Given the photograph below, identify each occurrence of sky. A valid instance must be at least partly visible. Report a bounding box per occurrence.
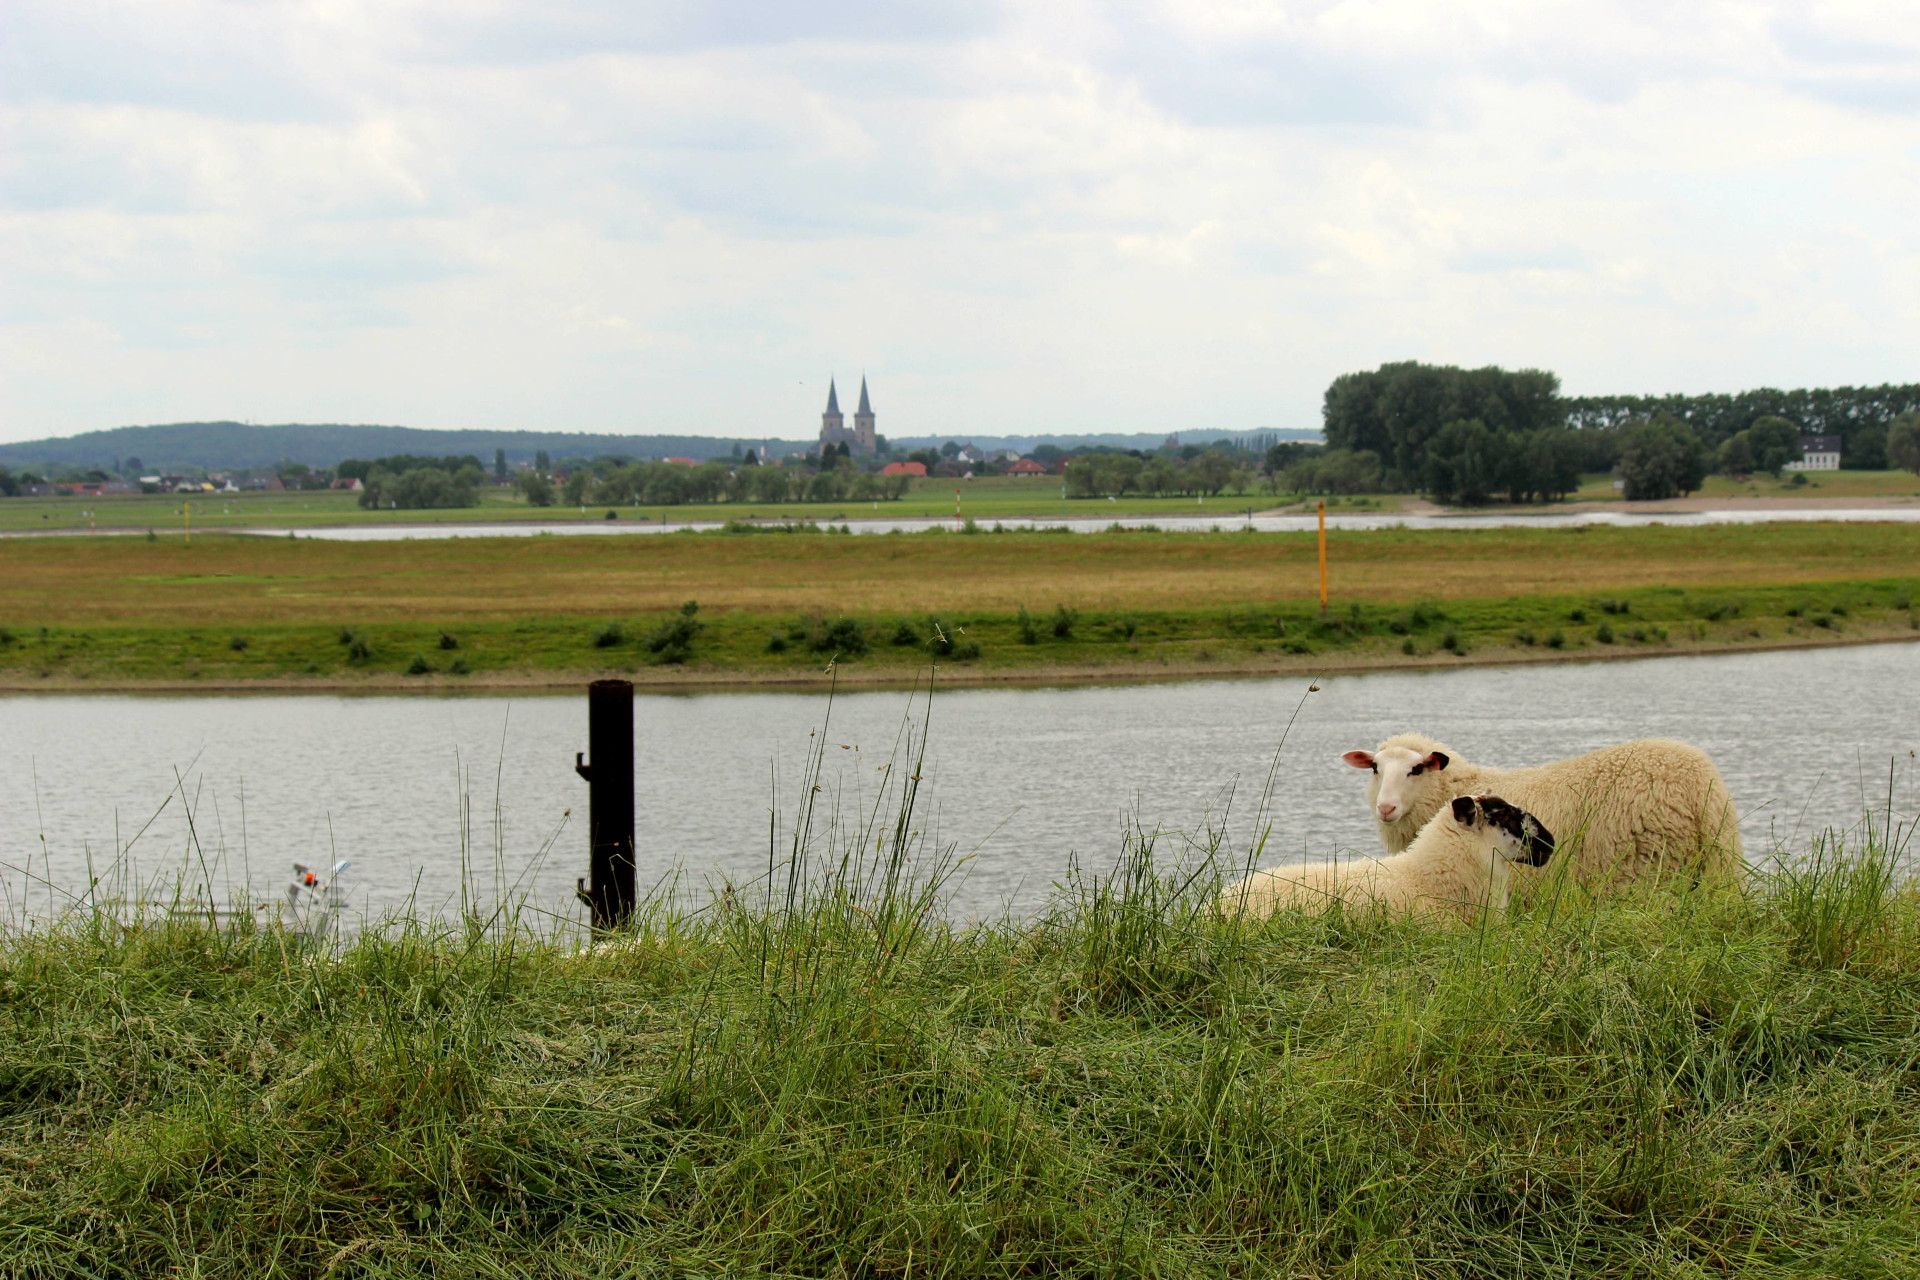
[2,1,1917,445]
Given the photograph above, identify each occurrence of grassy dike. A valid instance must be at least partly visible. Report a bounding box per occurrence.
[1,523,1918,688]
[2,829,1917,1276]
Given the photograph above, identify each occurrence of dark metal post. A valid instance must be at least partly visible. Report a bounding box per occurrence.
[575,679,636,933]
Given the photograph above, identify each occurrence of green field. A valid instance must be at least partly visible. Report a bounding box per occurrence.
[1566,468,1920,503]
[3,823,1915,1276]
[1,522,1916,687]
[5,468,1915,535]
[0,476,1358,535]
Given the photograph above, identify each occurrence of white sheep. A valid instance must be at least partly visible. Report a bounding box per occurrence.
[1218,793,1555,923]
[1343,733,1743,885]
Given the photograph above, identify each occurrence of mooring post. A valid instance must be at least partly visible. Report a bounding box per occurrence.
[574,678,636,934]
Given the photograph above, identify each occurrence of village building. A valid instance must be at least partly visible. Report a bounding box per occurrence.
[1786,434,1842,471]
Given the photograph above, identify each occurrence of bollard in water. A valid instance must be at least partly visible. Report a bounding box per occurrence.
[575,678,636,933]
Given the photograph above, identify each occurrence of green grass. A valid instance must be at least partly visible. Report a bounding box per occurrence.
[2,572,1915,686]
[3,806,1917,1276]
[0,477,1306,534]
[1567,468,1920,503]
[1,521,1916,686]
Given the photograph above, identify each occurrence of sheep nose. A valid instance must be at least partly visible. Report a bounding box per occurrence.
[1377,803,1398,821]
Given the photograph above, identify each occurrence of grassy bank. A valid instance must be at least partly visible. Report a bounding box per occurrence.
[3,828,1917,1276]
[1,523,1916,687]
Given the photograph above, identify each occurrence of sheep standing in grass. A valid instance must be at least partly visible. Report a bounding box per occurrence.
[1219,794,1555,923]
[1344,733,1742,885]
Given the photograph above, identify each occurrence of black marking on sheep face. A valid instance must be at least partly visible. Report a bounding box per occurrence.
[1411,750,1449,777]
[1475,795,1556,866]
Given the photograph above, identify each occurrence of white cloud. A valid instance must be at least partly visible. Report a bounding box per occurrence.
[1,0,1916,441]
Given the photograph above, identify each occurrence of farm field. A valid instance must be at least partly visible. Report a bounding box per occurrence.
[1,522,1916,687]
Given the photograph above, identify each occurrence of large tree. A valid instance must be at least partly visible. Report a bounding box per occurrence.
[1888,412,1920,476]
[1617,416,1709,500]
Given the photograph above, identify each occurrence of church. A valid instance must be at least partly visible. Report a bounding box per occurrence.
[817,376,877,455]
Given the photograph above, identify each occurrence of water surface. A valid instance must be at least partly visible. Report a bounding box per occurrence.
[3,644,1914,929]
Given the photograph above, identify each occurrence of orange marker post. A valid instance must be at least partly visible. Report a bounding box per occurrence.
[1317,500,1328,613]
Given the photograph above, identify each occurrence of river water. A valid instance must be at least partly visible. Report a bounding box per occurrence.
[230,506,1920,540]
[2,644,1915,932]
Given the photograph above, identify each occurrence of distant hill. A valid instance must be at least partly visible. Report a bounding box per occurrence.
[0,421,1322,473]
[0,422,774,473]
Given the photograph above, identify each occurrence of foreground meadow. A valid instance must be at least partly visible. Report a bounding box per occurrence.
[1,826,1915,1277]
[1,522,1916,687]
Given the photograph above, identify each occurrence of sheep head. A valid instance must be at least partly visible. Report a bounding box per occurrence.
[1451,793,1555,867]
[1344,734,1453,844]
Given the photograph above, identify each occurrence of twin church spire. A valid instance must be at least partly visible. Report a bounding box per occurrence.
[819,375,877,455]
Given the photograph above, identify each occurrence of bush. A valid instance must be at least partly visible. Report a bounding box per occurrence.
[405,654,432,676]
[890,621,920,646]
[1051,604,1078,640]
[1016,607,1040,645]
[345,634,372,662]
[810,617,868,657]
[767,634,789,653]
[644,615,702,664]
[228,636,248,652]
[1514,629,1535,646]
[592,623,625,649]
[1596,622,1615,644]
[1568,608,1587,623]
[951,640,982,661]
[448,658,471,675]
[1545,630,1566,649]
[1401,638,1416,656]
[437,632,459,650]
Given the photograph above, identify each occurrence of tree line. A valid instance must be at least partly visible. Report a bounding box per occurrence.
[1318,362,1920,503]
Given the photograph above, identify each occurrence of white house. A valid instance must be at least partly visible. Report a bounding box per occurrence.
[1785,434,1842,471]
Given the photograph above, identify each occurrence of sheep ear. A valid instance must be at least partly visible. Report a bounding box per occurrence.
[1342,751,1376,769]
[1424,751,1450,771]
[1449,795,1477,825]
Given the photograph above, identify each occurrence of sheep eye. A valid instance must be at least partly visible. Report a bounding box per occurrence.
[1409,764,1423,777]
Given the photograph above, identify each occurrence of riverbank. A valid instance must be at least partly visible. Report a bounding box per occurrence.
[3,831,1914,1276]
[1,523,1915,690]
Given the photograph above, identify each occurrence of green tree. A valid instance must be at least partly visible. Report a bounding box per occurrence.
[517,471,555,506]
[1717,431,1755,477]
[1888,412,1920,475]
[534,449,551,473]
[1421,419,1497,505]
[493,448,508,480]
[1192,448,1236,496]
[1617,416,1708,500]
[1745,416,1803,476]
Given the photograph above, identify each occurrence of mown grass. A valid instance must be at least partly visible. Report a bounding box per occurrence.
[2,813,1917,1276]
[1,523,1916,685]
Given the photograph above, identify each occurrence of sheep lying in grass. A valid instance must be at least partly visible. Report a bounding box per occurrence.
[1344,733,1742,885]
[1219,794,1555,923]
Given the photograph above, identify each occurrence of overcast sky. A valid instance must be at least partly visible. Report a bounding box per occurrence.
[2,1,1916,445]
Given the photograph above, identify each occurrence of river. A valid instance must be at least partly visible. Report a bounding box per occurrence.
[2,643,1914,932]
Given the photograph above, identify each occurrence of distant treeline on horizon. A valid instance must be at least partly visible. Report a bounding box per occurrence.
[0,421,1318,474]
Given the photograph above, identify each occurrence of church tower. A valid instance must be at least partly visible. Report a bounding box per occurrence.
[819,378,846,452]
[852,376,876,454]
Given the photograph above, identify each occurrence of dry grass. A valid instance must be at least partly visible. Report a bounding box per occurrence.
[4,523,1919,629]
